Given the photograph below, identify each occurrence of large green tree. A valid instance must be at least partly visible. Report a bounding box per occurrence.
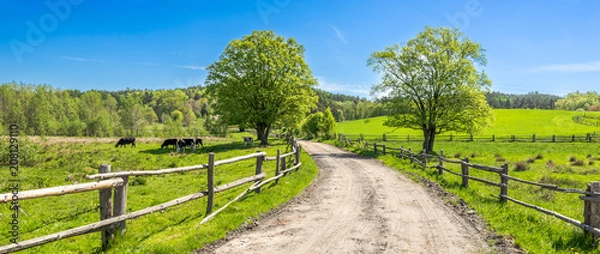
[205,30,317,145]
[368,27,493,153]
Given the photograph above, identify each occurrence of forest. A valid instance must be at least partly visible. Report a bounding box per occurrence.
[0,82,385,137]
[1,82,598,137]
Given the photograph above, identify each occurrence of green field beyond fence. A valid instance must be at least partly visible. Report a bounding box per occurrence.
[338,109,600,137]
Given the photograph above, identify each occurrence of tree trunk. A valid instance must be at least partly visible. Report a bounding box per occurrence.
[422,128,436,153]
[256,123,269,146]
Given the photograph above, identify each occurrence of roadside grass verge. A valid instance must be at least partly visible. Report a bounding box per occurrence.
[0,137,318,253]
[328,139,600,254]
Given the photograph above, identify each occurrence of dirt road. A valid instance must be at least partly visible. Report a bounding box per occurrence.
[204,141,492,253]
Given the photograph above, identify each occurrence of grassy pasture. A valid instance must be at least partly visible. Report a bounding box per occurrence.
[338,109,600,136]
[333,109,600,253]
[0,136,318,253]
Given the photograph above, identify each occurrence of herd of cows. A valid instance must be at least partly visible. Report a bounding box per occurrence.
[114,136,255,149]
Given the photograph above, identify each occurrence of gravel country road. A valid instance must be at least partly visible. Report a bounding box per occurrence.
[204,141,491,254]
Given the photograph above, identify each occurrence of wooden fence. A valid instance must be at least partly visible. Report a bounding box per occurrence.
[0,140,302,253]
[346,140,600,237]
[339,133,598,143]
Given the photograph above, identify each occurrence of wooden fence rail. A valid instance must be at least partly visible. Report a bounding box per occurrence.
[0,139,302,254]
[341,133,598,143]
[350,141,600,238]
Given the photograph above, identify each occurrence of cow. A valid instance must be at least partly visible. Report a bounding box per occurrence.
[243,137,254,146]
[161,139,178,149]
[181,138,204,147]
[195,138,204,147]
[115,137,136,148]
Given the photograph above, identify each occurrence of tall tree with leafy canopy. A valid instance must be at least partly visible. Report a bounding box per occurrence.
[206,30,317,145]
[368,27,493,153]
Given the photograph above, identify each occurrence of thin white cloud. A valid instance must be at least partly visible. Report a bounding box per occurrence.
[529,61,600,73]
[317,77,369,97]
[174,65,205,71]
[135,62,160,66]
[330,24,348,44]
[61,56,105,63]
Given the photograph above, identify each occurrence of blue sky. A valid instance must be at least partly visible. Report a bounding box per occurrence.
[1,0,599,98]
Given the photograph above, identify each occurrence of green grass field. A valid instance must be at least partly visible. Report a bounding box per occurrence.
[338,109,600,136]
[0,136,318,253]
[333,109,600,253]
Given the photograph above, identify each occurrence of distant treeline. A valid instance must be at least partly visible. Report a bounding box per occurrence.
[313,89,389,122]
[485,91,561,109]
[0,83,388,137]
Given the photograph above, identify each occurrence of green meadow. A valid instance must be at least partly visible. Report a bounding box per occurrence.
[338,109,600,136]
[334,109,600,253]
[0,136,318,253]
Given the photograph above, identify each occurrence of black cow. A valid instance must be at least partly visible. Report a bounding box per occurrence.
[161,139,178,149]
[115,138,136,148]
[243,137,254,146]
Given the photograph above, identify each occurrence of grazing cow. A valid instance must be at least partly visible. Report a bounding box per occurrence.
[177,138,201,152]
[161,138,178,149]
[115,137,136,148]
[243,137,254,146]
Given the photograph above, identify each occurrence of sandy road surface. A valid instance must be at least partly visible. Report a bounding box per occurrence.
[204,141,489,254]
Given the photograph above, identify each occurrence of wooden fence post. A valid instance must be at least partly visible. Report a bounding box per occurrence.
[421,150,426,167]
[511,135,516,142]
[470,134,473,142]
[98,164,113,250]
[587,133,592,142]
[450,134,453,141]
[399,146,403,157]
[255,153,264,193]
[383,134,387,141]
[113,175,128,236]
[294,144,301,165]
[206,153,215,214]
[408,148,414,163]
[492,135,495,142]
[374,143,378,153]
[500,164,509,202]
[407,135,410,142]
[438,150,444,175]
[281,157,287,174]
[572,135,575,142]
[382,145,386,155]
[532,134,536,142]
[461,158,469,188]
[584,182,600,236]
[552,135,556,142]
[275,149,281,184]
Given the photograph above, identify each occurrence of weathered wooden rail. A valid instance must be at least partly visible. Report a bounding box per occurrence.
[0,139,302,253]
[349,140,600,238]
[340,133,598,143]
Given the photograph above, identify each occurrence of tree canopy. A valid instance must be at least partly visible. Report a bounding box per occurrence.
[368,26,493,152]
[205,30,317,145]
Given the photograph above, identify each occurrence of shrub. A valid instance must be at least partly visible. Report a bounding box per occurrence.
[526,158,535,163]
[514,161,529,171]
[571,160,585,166]
[535,154,543,160]
[453,152,462,158]
[590,160,595,166]
[470,152,477,158]
[495,156,506,162]
[569,156,577,162]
